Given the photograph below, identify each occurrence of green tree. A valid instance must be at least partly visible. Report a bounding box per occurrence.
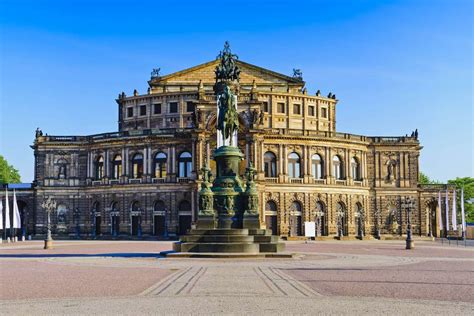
[0,155,21,184]
[419,172,440,184]
[448,177,474,223]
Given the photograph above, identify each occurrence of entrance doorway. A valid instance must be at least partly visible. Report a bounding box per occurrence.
[154,215,166,236]
[111,215,120,236]
[95,216,101,236]
[179,215,192,235]
[131,216,140,236]
[265,215,278,235]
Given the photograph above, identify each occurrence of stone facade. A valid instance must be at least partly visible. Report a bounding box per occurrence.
[2,56,452,239]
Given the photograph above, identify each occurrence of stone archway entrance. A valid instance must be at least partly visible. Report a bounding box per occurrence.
[265,201,278,235]
[289,201,303,237]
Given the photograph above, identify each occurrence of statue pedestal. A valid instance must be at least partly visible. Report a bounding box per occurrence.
[197,215,216,229]
[243,214,260,229]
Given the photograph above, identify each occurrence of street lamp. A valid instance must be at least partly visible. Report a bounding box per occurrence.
[402,197,416,250]
[374,208,381,240]
[336,209,344,239]
[41,196,57,249]
[355,210,365,239]
[315,209,324,237]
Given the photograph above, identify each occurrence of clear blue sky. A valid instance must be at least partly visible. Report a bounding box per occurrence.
[0,0,472,182]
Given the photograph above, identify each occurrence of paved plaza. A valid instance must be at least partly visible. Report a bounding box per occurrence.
[0,240,473,315]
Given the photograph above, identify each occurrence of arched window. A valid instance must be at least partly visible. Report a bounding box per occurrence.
[288,152,301,178]
[154,200,166,213]
[178,152,192,178]
[291,201,302,214]
[264,152,277,177]
[111,202,119,212]
[112,155,122,179]
[92,201,100,214]
[131,153,143,178]
[333,155,343,180]
[265,201,277,214]
[131,201,141,212]
[351,157,360,180]
[311,154,323,179]
[95,156,104,179]
[153,152,167,178]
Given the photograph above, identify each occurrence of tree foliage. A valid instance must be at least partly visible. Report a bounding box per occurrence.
[419,172,441,184]
[0,155,21,184]
[448,177,474,223]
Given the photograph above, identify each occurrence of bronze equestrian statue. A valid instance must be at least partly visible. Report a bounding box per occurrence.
[217,85,239,146]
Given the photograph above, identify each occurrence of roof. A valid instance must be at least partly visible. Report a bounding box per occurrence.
[149,59,305,86]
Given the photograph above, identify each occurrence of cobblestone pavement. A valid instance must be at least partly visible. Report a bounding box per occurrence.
[0,240,473,315]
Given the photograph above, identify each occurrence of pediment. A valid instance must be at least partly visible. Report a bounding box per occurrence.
[150,60,303,86]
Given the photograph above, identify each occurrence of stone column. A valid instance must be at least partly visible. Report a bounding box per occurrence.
[143,147,148,175]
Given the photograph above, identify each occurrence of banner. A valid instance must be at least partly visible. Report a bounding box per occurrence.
[0,200,3,230]
[12,189,21,229]
[451,189,457,230]
[4,189,10,230]
[445,188,449,231]
[437,191,443,230]
[461,188,466,232]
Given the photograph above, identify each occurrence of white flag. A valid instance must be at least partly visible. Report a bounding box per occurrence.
[12,189,21,229]
[437,191,443,230]
[451,189,457,230]
[5,189,10,230]
[461,188,466,232]
[0,200,3,230]
[445,188,449,232]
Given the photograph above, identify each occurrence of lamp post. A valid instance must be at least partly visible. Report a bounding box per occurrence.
[41,196,57,250]
[428,209,433,238]
[315,209,324,237]
[355,210,365,239]
[402,197,415,250]
[336,209,344,239]
[374,208,381,240]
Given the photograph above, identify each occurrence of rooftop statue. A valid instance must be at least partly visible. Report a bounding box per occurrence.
[215,41,240,82]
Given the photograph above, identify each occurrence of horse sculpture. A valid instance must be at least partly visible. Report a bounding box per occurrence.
[217,85,239,146]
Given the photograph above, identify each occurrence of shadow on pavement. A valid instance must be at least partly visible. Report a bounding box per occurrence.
[0,253,167,259]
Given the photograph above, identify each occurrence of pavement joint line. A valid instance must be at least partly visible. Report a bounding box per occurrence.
[139,267,192,296]
[175,267,205,295]
[257,267,288,296]
[253,266,277,295]
[153,266,196,296]
[270,267,323,297]
[184,267,207,295]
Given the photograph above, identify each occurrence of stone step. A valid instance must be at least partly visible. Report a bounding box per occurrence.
[259,242,286,253]
[180,235,255,243]
[253,235,280,243]
[188,229,249,236]
[248,229,272,236]
[178,242,260,253]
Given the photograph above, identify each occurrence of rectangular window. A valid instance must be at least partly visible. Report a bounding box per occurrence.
[127,107,134,118]
[321,107,328,118]
[139,105,146,116]
[277,102,285,113]
[154,103,161,114]
[169,102,178,113]
[263,102,269,113]
[186,101,195,113]
[293,104,301,115]
[308,106,315,116]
